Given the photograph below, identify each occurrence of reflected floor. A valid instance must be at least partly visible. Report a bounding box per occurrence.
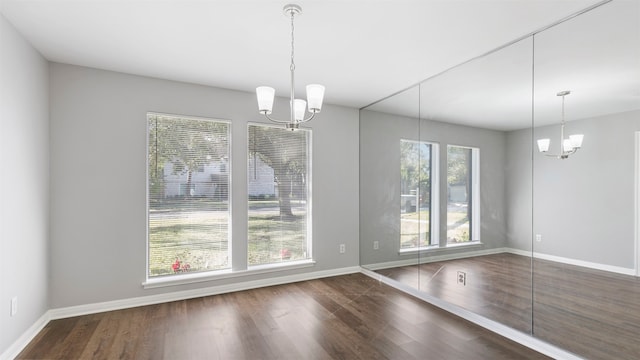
[376,253,533,332]
[374,253,640,360]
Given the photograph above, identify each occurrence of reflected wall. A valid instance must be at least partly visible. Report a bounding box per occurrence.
[417,36,534,332]
[360,36,534,333]
[360,0,640,358]
[529,1,640,358]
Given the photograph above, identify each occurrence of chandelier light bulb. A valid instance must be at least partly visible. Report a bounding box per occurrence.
[256,86,275,114]
[293,99,307,121]
[306,84,325,112]
[570,134,584,149]
[537,138,550,152]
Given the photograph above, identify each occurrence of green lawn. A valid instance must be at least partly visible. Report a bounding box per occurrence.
[400,209,471,247]
[400,210,431,248]
[148,210,229,277]
[447,211,470,243]
[148,198,307,277]
[248,212,307,266]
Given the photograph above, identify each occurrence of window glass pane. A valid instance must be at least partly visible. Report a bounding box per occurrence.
[447,145,472,243]
[248,124,311,266]
[400,140,432,248]
[147,114,230,277]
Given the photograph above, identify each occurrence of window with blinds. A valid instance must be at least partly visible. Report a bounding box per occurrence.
[400,139,438,249]
[247,124,311,266]
[147,113,230,277]
[446,145,479,244]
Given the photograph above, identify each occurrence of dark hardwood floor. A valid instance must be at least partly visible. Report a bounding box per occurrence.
[376,253,640,360]
[17,273,549,360]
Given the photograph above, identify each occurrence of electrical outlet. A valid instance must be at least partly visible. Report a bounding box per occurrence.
[535,234,542,242]
[11,297,18,316]
[457,271,466,286]
[339,244,346,253]
[373,241,379,250]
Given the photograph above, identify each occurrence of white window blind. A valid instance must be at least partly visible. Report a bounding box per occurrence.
[147,113,230,277]
[247,124,311,266]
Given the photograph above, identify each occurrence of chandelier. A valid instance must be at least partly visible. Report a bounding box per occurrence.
[256,4,325,130]
[537,90,584,159]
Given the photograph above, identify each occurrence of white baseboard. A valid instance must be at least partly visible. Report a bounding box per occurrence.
[364,247,509,271]
[505,248,636,276]
[360,268,583,360]
[0,312,51,360]
[49,265,361,320]
[365,246,636,276]
[2,265,360,359]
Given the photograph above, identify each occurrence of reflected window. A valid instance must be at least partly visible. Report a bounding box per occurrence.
[400,140,438,249]
[446,145,479,243]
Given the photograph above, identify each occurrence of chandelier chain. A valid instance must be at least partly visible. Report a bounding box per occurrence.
[290,11,295,72]
[561,94,565,125]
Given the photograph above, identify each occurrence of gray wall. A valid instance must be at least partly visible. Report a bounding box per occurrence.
[360,109,507,266]
[0,14,50,354]
[505,126,532,252]
[49,63,359,308]
[506,110,640,269]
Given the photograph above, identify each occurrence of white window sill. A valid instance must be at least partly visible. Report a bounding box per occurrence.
[142,259,316,289]
[399,241,483,255]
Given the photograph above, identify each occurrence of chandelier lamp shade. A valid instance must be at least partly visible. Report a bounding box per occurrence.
[256,4,325,130]
[537,90,584,159]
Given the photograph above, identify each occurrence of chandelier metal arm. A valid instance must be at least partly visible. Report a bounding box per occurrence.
[262,113,292,124]
[261,109,317,125]
[299,110,317,123]
[542,148,578,159]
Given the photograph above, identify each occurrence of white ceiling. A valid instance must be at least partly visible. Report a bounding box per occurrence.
[2,0,638,130]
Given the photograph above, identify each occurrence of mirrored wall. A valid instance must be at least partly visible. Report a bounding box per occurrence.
[360,0,640,358]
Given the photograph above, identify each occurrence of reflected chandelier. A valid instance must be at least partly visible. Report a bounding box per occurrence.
[537,90,584,159]
[256,4,325,130]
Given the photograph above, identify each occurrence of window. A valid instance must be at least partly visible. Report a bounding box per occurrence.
[248,124,311,266]
[147,113,230,278]
[446,145,479,244]
[400,140,439,249]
